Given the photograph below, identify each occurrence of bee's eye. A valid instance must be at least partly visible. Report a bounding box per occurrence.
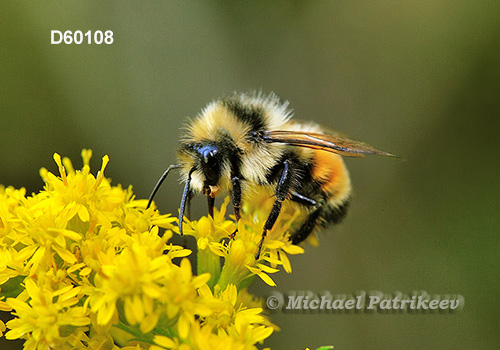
[197,144,221,185]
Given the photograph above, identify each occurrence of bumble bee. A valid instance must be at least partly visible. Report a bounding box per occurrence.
[147,92,396,259]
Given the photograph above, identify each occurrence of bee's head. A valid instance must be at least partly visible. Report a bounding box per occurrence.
[178,141,231,197]
[194,143,222,186]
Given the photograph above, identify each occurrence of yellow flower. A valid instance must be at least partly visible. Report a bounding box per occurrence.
[0,151,187,348]
[5,278,90,350]
[198,283,276,336]
[0,150,317,349]
[178,194,304,291]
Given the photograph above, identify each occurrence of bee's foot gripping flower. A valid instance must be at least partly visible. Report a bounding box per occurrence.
[0,150,311,350]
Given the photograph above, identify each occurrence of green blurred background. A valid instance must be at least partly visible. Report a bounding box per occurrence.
[1,1,499,349]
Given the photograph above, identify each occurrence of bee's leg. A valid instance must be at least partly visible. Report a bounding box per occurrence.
[231,176,242,221]
[207,195,215,218]
[182,190,192,249]
[179,167,195,236]
[290,208,322,245]
[147,164,182,209]
[256,159,293,259]
[290,191,317,207]
[291,200,350,244]
[186,190,193,219]
[229,175,242,239]
[289,191,319,243]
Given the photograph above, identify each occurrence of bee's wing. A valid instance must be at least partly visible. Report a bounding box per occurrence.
[262,130,397,158]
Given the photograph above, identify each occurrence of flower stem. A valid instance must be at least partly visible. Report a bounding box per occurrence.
[197,248,221,290]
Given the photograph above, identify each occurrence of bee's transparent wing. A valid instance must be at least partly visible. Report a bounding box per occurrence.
[262,130,398,158]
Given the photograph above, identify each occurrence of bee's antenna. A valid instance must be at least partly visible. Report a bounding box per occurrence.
[147,164,182,209]
[179,167,195,236]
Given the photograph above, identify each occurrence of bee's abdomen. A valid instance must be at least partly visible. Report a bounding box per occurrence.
[311,151,351,203]
[306,149,352,229]
[319,199,350,226]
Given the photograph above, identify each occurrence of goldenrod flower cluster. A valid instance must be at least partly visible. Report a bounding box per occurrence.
[0,150,307,350]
